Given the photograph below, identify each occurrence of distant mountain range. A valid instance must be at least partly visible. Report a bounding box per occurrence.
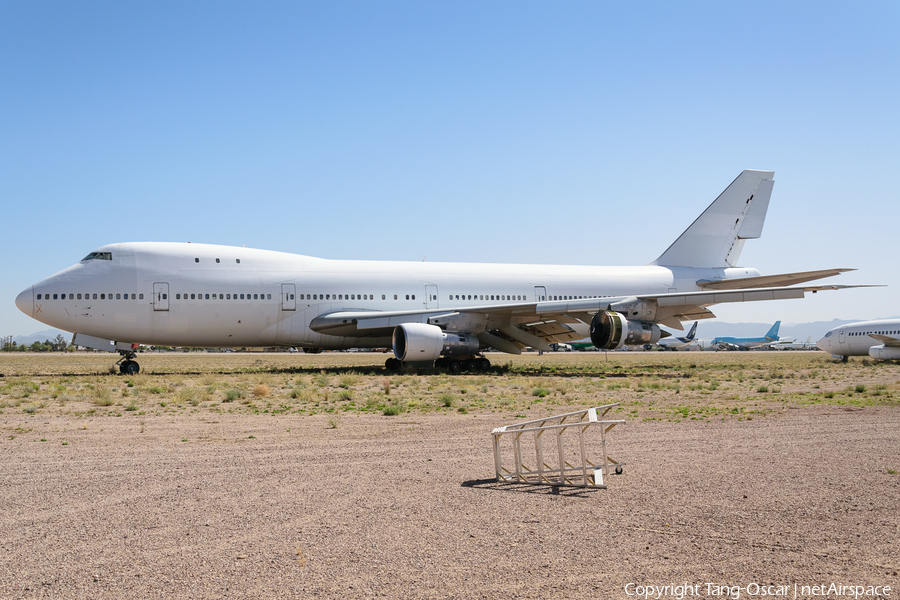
[11,329,72,347]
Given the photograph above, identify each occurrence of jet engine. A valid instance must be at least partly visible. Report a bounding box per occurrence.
[590,310,662,350]
[392,323,480,362]
[869,345,900,360]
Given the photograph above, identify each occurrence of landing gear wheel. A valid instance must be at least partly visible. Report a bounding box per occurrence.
[462,359,475,372]
[478,358,491,371]
[385,358,402,371]
[120,360,140,375]
[614,465,623,475]
[434,358,447,369]
[448,361,462,374]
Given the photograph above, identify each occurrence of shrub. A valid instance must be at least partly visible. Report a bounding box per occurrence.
[224,389,244,402]
[532,388,550,398]
[253,384,270,398]
[383,404,403,416]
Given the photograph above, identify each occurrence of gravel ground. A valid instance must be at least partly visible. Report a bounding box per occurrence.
[1,405,898,599]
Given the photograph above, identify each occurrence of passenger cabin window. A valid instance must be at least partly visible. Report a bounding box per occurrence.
[236,259,240,263]
[216,258,220,263]
[195,258,199,263]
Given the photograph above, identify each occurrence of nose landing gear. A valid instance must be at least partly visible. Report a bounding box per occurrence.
[116,350,140,375]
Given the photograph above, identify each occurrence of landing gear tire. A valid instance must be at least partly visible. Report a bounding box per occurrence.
[448,361,462,374]
[120,360,140,375]
[385,357,402,371]
[614,465,623,475]
[478,358,491,371]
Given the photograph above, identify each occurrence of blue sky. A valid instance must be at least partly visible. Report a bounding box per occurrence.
[2,1,898,336]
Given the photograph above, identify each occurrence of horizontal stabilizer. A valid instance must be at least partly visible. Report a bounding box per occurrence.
[696,268,855,290]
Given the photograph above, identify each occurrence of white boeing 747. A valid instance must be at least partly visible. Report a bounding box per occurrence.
[15,170,868,375]
[817,319,900,361]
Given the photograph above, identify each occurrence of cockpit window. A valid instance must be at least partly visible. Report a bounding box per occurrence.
[81,252,112,262]
[824,331,832,338]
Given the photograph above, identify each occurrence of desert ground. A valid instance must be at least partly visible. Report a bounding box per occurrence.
[0,351,898,599]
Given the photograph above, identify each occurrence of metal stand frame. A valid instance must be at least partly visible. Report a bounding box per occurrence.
[491,404,625,489]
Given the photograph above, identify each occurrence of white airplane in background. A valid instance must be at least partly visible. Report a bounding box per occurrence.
[16,170,869,375]
[657,321,699,350]
[817,319,900,361]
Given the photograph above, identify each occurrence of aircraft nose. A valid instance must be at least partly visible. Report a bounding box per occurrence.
[15,286,33,316]
[816,337,828,352]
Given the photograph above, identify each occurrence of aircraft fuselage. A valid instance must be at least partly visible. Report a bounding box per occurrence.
[15,242,752,349]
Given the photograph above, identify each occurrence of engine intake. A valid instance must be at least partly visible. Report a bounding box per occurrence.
[392,323,480,362]
[590,311,661,350]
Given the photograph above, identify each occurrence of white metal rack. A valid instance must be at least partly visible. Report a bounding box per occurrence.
[491,404,625,489]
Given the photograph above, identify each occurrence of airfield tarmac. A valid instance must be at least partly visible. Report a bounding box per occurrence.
[0,352,898,599]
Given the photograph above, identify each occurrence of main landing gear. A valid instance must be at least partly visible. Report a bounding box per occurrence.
[116,350,140,375]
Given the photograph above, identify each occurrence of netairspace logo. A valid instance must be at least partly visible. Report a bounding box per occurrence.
[624,582,892,600]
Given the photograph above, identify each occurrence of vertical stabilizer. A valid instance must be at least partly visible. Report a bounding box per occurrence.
[653,170,775,268]
[685,321,698,341]
[765,321,781,340]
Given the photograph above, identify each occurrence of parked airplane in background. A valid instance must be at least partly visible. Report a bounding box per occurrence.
[707,321,782,350]
[657,321,699,350]
[817,319,900,361]
[16,170,868,374]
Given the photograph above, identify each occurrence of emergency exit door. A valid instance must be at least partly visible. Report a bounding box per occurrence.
[153,282,169,311]
[281,283,296,311]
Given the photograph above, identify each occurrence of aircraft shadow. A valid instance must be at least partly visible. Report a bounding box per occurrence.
[460,477,602,497]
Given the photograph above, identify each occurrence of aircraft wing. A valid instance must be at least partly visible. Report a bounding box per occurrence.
[869,334,900,348]
[310,284,875,349]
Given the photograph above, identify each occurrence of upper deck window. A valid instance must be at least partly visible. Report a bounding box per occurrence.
[81,252,112,262]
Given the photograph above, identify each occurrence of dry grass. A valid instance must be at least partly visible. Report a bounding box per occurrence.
[1,351,898,420]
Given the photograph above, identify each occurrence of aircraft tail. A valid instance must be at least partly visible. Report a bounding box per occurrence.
[765,321,781,340]
[685,321,698,341]
[653,170,775,269]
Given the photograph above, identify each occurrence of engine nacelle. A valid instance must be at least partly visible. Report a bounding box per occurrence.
[589,311,662,350]
[392,323,480,362]
[869,345,900,360]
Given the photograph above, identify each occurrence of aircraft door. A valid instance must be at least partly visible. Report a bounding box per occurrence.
[153,283,169,311]
[534,286,546,302]
[281,283,296,311]
[839,329,846,344]
[425,285,438,309]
